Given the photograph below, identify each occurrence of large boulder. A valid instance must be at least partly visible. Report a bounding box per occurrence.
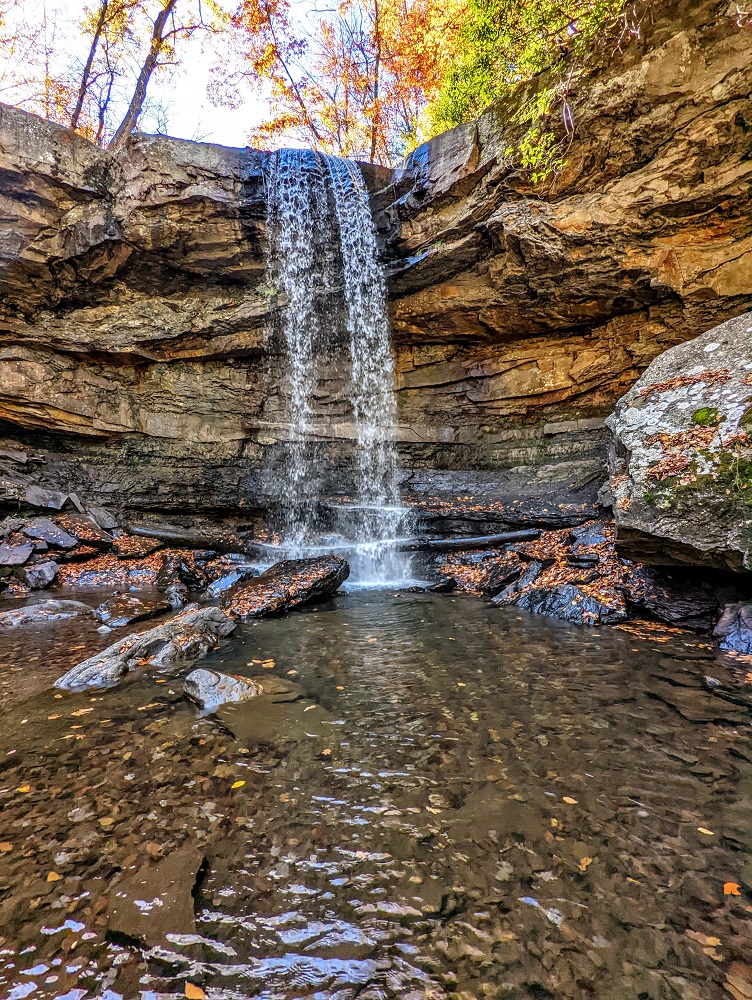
[221,556,349,620]
[183,668,264,709]
[55,605,236,691]
[606,312,752,572]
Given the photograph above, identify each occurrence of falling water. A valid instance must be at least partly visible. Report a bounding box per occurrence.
[264,148,412,585]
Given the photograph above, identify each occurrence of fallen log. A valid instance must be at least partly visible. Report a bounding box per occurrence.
[128,523,254,555]
[398,529,540,552]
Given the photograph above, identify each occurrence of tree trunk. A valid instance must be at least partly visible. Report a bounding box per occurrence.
[108,0,178,151]
[70,0,110,134]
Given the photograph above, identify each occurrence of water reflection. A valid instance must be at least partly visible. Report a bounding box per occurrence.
[0,592,750,999]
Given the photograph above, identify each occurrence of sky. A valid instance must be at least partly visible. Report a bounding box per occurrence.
[1,0,316,148]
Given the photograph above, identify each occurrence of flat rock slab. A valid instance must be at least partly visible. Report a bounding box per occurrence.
[113,534,164,559]
[107,845,205,948]
[0,600,94,627]
[55,605,237,691]
[22,517,78,549]
[96,593,171,628]
[221,556,349,620]
[55,513,113,548]
[0,542,33,566]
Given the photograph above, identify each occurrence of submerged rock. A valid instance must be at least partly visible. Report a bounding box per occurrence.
[221,556,349,620]
[107,844,205,948]
[95,592,171,628]
[515,584,627,625]
[607,312,752,571]
[183,668,264,709]
[714,604,752,656]
[55,605,236,691]
[0,600,94,627]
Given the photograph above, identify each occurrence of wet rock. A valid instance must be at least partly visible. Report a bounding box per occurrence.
[429,577,457,593]
[165,581,189,607]
[206,565,258,598]
[55,605,236,691]
[221,556,349,620]
[184,668,264,709]
[516,584,627,625]
[107,844,205,948]
[113,534,164,559]
[478,553,523,598]
[95,592,171,628]
[55,512,113,548]
[0,600,94,627]
[489,559,542,606]
[714,604,752,656]
[17,559,59,589]
[569,522,608,553]
[22,517,78,549]
[623,565,719,631]
[0,542,33,566]
[156,551,209,591]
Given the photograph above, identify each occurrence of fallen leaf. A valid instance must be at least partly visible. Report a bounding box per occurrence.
[261,659,275,669]
[0,842,13,853]
[47,713,61,720]
[550,818,560,828]
[16,785,31,793]
[231,780,246,789]
[563,796,578,805]
[578,856,593,872]
[724,882,742,896]
[99,817,114,829]
[46,871,61,882]
[71,708,93,717]
[321,748,332,756]
[185,984,206,1000]
[698,827,715,836]
[686,930,721,947]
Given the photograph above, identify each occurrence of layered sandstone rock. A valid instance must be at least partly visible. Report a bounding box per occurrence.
[0,0,750,521]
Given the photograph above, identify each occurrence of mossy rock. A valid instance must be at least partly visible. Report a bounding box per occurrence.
[691,406,723,427]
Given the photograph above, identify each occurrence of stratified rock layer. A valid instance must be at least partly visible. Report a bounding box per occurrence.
[607,312,752,571]
[0,0,750,518]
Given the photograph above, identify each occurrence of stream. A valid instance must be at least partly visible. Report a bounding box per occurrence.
[1,589,751,999]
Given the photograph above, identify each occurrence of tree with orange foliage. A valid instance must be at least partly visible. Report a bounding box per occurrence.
[222,0,464,164]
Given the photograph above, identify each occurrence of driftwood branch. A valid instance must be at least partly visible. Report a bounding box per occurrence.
[397,530,540,552]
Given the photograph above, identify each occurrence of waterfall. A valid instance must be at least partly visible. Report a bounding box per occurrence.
[264,148,412,585]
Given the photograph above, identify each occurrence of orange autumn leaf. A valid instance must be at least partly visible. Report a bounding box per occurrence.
[724,882,742,896]
[185,984,207,1000]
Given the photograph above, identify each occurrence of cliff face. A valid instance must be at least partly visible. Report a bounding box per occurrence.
[379,0,752,470]
[0,0,750,519]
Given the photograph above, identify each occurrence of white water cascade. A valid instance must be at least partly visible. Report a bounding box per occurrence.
[264,148,412,586]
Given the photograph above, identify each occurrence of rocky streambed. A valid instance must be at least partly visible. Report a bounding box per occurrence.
[1,588,752,1000]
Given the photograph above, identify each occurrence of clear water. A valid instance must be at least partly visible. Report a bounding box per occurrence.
[1,590,751,999]
[264,149,411,586]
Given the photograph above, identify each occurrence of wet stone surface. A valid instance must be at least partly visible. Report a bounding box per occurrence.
[0,592,750,999]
